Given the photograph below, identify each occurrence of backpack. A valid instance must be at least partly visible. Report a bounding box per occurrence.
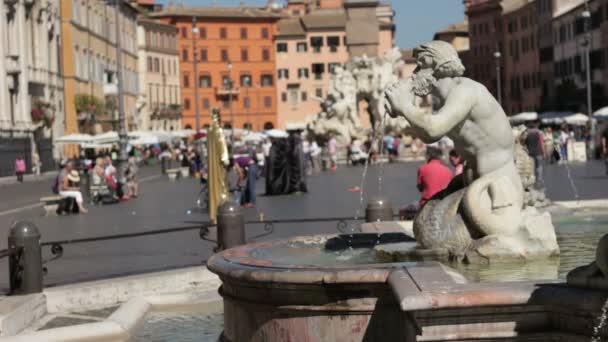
[51,175,60,194]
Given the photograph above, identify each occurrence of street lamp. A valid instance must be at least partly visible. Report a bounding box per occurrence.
[243,75,251,133]
[582,2,596,156]
[112,0,128,187]
[192,17,201,132]
[494,47,502,106]
[226,62,235,143]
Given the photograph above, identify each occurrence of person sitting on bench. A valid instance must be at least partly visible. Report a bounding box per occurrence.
[59,170,88,213]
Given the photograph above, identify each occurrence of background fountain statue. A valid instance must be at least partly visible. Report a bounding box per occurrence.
[384,41,559,263]
[307,48,409,143]
[207,108,230,224]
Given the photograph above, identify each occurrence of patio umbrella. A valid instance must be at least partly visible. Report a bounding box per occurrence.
[564,113,592,125]
[241,132,267,143]
[539,111,573,124]
[93,131,119,144]
[508,112,538,124]
[265,129,289,139]
[54,133,94,144]
[593,107,608,120]
[170,129,196,138]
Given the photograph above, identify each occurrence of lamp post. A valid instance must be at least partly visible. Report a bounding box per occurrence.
[494,47,502,106]
[226,62,235,143]
[582,2,596,157]
[113,0,128,186]
[243,75,251,133]
[192,17,201,132]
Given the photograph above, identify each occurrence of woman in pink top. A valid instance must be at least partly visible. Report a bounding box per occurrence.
[15,156,26,183]
[449,150,464,176]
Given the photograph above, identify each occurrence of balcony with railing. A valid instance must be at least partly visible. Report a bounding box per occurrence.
[215,86,240,96]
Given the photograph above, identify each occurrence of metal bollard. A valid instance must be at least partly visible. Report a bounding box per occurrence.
[8,221,43,295]
[216,201,245,251]
[365,196,393,222]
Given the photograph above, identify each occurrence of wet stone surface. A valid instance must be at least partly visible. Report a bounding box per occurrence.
[38,316,98,330]
[131,304,224,342]
[73,305,119,319]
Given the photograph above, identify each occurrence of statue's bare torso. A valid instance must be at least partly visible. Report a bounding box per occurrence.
[441,78,514,178]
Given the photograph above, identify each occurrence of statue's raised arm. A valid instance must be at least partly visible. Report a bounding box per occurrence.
[384,41,471,143]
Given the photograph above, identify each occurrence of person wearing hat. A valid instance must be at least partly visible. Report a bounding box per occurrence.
[60,169,88,213]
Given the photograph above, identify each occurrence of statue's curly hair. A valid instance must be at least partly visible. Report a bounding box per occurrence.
[414,41,466,78]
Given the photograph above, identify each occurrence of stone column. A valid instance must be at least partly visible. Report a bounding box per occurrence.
[0,3,10,130]
[16,0,31,130]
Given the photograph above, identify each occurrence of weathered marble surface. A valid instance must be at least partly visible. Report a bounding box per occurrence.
[383,41,559,262]
[306,48,409,144]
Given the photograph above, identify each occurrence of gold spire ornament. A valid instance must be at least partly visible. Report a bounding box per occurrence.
[207,108,229,223]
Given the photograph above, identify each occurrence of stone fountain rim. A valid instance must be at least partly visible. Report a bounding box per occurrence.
[207,234,441,285]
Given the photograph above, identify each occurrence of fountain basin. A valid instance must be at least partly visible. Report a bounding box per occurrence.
[208,220,608,341]
[207,234,468,342]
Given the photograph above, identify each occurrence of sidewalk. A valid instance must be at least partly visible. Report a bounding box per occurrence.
[0,171,58,187]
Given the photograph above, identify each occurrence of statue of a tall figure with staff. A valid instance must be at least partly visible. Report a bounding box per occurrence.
[207,108,229,223]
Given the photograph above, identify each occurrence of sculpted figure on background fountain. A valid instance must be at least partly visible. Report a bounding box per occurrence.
[384,41,559,262]
[307,48,408,143]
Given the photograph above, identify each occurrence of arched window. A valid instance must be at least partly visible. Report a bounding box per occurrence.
[263,122,274,130]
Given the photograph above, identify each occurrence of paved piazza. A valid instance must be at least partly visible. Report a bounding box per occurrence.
[0,161,606,291]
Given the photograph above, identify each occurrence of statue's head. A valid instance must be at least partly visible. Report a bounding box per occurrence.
[211,107,221,123]
[412,41,465,96]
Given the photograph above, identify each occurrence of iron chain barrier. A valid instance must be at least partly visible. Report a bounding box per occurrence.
[1,196,398,295]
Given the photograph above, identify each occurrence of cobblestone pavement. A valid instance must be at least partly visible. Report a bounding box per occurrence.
[0,160,606,291]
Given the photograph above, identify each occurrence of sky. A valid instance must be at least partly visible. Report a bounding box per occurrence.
[157,1,466,49]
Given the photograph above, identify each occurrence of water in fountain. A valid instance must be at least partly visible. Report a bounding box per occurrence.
[592,298,608,342]
[351,113,388,232]
[376,112,388,194]
[553,144,580,200]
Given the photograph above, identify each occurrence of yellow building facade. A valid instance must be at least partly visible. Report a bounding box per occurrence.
[60,0,139,143]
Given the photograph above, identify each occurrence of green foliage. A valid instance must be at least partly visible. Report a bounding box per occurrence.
[74,94,105,117]
[105,96,118,113]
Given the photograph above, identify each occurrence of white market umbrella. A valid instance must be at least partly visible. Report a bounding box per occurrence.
[265,129,289,138]
[593,107,608,119]
[564,113,592,125]
[540,111,572,124]
[80,142,114,149]
[170,129,196,138]
[509,112,538,124]
[130,135,161,146]
[55,133,94,144]
[241,132,267,143]
[93,131,119,144]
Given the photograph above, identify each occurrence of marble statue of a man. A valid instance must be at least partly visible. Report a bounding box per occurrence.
[383,41,558,261]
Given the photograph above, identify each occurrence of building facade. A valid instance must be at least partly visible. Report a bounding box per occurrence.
[0,0,63,174]
[152,6,282,131]
[466,0,505,100]
[502,0,541,115]
[553,0,606,112]
[137,17,181,131]
[60,0,139,140]
[275,0,394,129]
[275,10,349,128]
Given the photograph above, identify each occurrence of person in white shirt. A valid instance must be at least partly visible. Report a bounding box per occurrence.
[310,140,321,173]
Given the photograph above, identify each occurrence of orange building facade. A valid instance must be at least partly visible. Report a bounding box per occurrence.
[152,7,282,131]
